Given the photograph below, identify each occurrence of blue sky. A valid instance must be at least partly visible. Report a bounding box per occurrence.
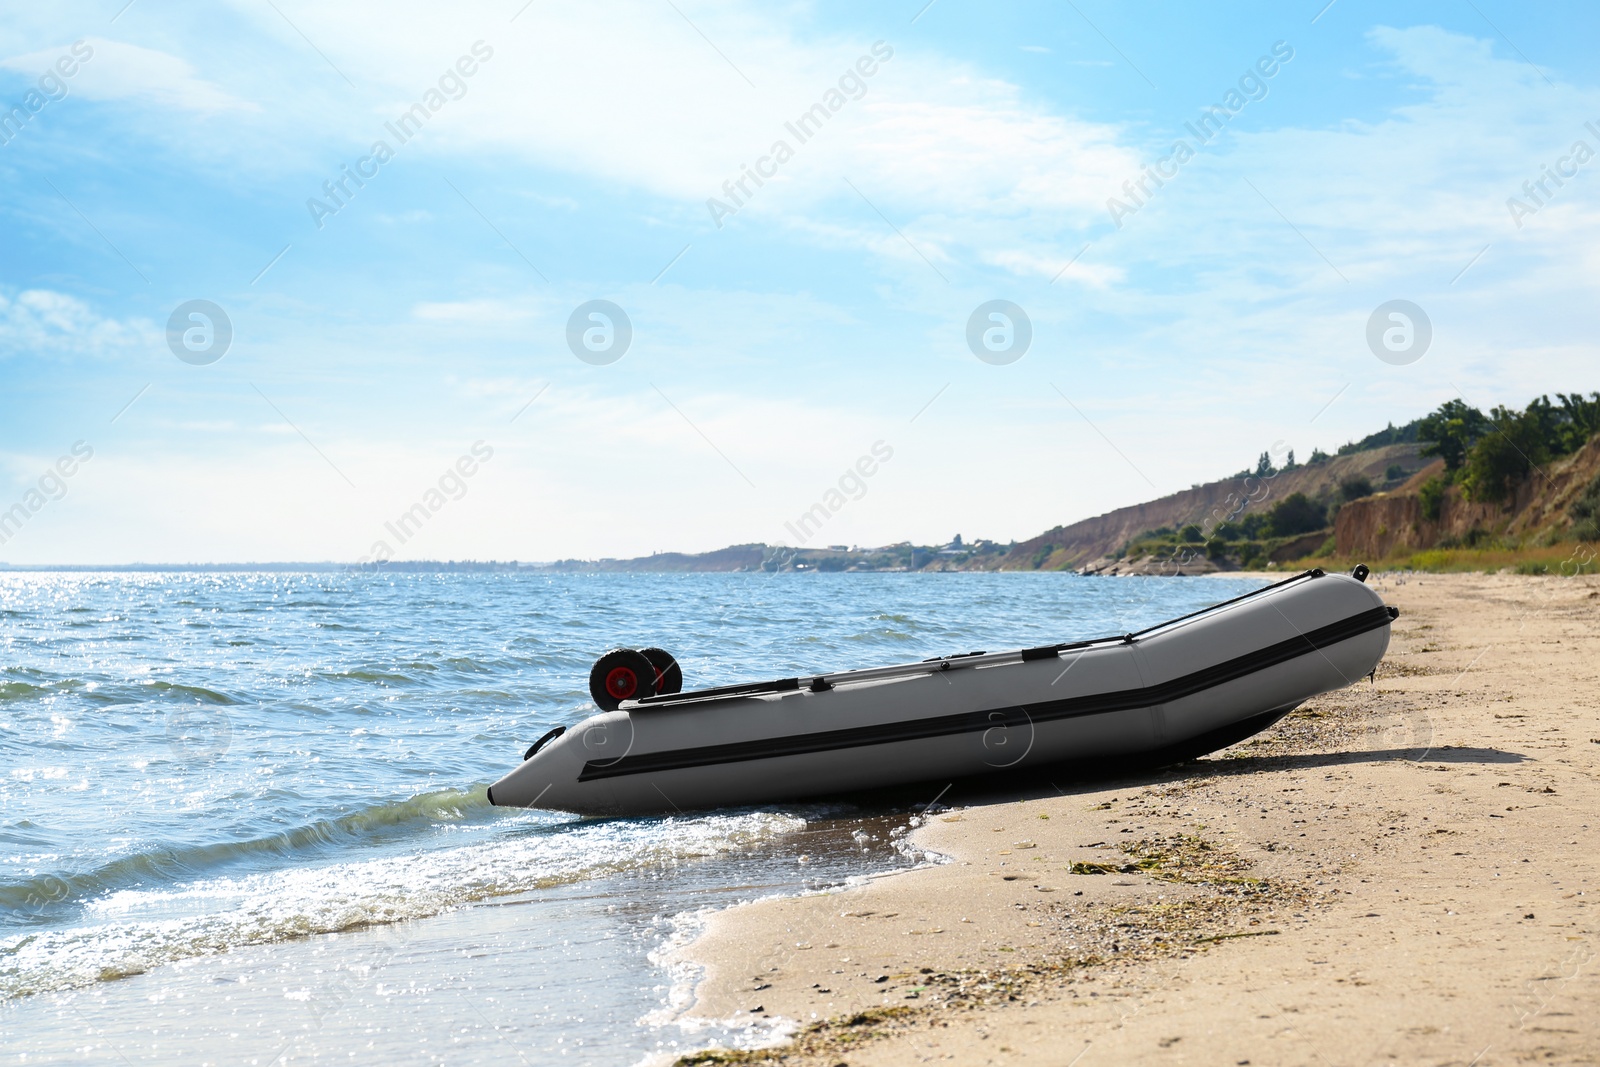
[1,0,1596,564]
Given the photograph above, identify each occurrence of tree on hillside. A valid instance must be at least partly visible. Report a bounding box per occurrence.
[1255,451,1276,478]
[1340,475,1374,501]
[1553,393,1600,453]
[1418,400,1489,471]
[1337,418,1423,456]
[1266,493,1326,537]
[1462,404,1551,504]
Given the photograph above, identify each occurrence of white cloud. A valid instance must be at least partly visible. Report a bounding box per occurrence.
[981,248,1123,287]
[209,1,1135,250]
[843,96,1132,217]
[1,38,255,113]
[411,299,535,324]
[0,290,154,359]
[9,4,1140,280]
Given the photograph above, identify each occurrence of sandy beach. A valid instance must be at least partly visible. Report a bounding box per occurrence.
[673,571,1600,1065]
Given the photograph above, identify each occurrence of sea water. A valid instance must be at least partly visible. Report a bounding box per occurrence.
[0,570,1266,1064]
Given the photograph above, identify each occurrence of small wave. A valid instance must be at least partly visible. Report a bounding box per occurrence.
[141,681,238,705]
[0,671,89,704]
[0,810,806,999]
[846,629,915,642]
[320,669,417,686]
[0,788,490,919]
[0,824,54,849]
[458,688,524,701]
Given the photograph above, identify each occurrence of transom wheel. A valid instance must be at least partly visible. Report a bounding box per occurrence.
[588,647,683,710]
[638,647,683,696]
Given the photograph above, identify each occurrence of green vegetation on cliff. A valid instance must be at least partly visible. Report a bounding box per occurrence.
[1315,392,1600,574]
[1111,391,1600,577]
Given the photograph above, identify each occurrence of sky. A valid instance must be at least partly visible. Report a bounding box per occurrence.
[1,0,1596,565]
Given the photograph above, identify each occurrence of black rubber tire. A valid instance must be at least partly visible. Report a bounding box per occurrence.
[589,648,658,711]
[637,647,683,695]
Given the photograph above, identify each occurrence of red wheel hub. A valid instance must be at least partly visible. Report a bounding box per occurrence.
[604,666,639,700]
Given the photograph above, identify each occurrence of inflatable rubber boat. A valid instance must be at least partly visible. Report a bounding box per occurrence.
[488,567,1395,816]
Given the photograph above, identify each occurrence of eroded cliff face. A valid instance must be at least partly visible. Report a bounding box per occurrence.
[1334,436,1600,559]
[1000,445,1423,570]
[1333,493,1426,560]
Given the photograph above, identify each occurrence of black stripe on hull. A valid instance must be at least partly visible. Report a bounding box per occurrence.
[577,605,1396,783]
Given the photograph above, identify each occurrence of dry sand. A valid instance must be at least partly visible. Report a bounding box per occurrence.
[669,571,1600,1066]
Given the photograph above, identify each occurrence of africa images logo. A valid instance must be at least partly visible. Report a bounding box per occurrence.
[705,41,894,229]
[0,40,93,149]
[166,300,233,365]
[0,441,93,547]
[305,41,495,229]
[1106,40,1294,228]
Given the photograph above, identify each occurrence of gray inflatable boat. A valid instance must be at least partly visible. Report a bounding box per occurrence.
[488,567,1395,816]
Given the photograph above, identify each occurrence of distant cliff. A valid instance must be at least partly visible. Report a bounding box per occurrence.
[996,444,1423,571]
[543,543,767,572]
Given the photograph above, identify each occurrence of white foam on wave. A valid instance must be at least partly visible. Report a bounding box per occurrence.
[638,903,799,1063]
[634,814,944,1063]
[0,809,806,999]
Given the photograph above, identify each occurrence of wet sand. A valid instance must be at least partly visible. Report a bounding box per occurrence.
[674,571,1600,1065]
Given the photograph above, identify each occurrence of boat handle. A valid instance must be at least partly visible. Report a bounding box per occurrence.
[523,726,567,761]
